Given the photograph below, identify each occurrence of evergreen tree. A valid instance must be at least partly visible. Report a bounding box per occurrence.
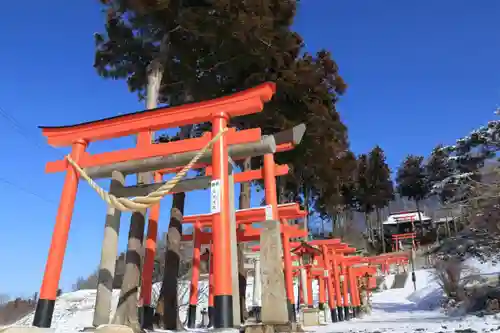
[434,116,500,204]
[425,144,455,204]
[245,50,350,234]
[428,113,500,263]
[396,155,429,233]
[367,146,394,252]
[313,151,357,233]
[354,154,374,239]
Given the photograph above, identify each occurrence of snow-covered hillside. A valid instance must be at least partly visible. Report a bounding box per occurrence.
[315,268,500,333]
[9,261,500,333]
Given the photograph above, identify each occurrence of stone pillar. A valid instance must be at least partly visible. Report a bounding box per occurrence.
[252,257,262,321]
[300,268,308,308]
[260,220,288,324]
[360,288,371,316]
[228,173,241,326]
[93,171,125,327]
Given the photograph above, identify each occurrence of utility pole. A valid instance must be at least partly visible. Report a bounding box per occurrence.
[410,247,416,291]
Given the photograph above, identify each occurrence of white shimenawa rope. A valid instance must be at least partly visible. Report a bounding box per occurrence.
[65,128,228,212]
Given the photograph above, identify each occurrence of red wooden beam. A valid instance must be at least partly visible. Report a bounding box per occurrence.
[368,254,409,262]
[290,250,358,263]
[234,165,289,182]
[40,82,276,147]
[392,233,416,239]
[158,163,207,175]
[291,243,323,256]
[45,128,261,173]
[204,164,289,181]
[289,239,342,247]
[368,258,409,265]
[182,224,306,242]
[251,241,354,253]
[182,203,306,225]
[304,266,377,277]
[275,143,294,153]
[367,253,409,263]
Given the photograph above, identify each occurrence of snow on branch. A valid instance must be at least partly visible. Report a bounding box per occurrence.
[429,111,500,203]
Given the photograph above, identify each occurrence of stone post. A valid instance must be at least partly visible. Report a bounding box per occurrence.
[260,220,288,324]
[252,258,262,310]
[228,173,241,326]
[93,171,125,327]
[299,268,308,308]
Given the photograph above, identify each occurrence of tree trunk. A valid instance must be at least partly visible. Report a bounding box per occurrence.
[158,192,186,330]
[278,177,286,204]
[303,185,310,239]
[364,212,371,241]
[238,157,251,322]
[450,210,458,235]
[112,51,165,332]
[342,211,349,237]
[112,210,146,332]
[444,214,451,238]
[376,208,386,253]
[158,124,192,330]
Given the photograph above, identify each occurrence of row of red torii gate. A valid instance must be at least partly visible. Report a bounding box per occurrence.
[32,82,410,330]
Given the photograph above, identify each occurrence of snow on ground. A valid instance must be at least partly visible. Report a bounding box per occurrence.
[467,257,500,276]
[14,290,120,333]
[383,273,395,290]
[312,311,500,333]
[9,262,500,333]
[311,267,500,333]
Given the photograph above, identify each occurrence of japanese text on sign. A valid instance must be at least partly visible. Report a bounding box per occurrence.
[210,179,221,213]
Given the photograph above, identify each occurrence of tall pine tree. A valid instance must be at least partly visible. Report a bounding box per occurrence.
[354,154,374,240]
[425,144,454,204]
[396,155,429,233]
[433,116,500,204]
[367,146,394,252]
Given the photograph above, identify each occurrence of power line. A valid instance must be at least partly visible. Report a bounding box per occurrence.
[0,105,64,205]
[0,105,102,254]
[0,176,57,205]
[0,105,118,216]
[0,105,61,155]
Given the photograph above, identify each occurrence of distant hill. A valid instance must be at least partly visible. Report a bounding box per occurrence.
[0,298,36,326]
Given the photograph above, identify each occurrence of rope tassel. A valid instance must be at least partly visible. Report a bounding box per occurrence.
[65,128,229,212]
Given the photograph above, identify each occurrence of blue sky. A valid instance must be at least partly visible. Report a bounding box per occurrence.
[0,1,498,296]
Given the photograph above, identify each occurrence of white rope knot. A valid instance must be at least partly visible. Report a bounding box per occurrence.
[65,128,229,212]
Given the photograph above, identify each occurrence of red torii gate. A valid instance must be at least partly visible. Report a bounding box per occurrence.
[251,239,364,322]
[36,83,275,329]
[139,164,291,325]
[183,208,307,327]
[139,125,306,328]
[183,214,307,328]
[292,250,366,321]
[292,242,360,322]
[367,252,410,274]
[392,232,418,252]
[300,263,377,316]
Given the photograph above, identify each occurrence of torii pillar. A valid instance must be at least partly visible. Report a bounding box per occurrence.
[211,112,233,328]
[33,139,88,328]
